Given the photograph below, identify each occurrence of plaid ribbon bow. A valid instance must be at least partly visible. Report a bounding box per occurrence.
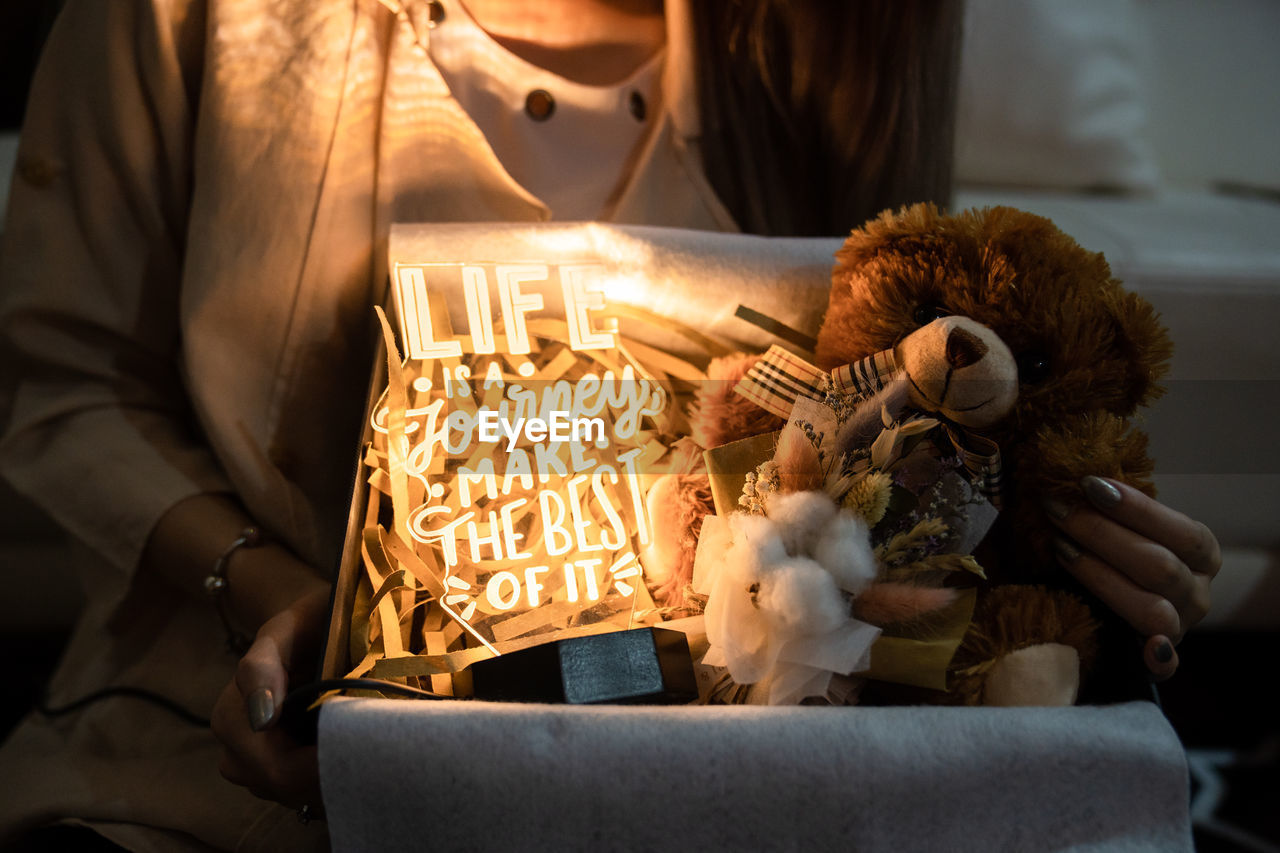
[733,345,1003,506]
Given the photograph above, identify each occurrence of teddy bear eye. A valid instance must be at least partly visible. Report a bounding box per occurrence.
[1016,352,1052,385]
[912,303,950,326]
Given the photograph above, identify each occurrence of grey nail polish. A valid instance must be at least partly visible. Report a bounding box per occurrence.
[1081,475,1122,509]
[1043,498,1070,521]
[1053,536,1081,564]
[247,688,275,732]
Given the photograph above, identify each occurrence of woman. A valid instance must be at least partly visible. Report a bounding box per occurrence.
[0,1,1217,849]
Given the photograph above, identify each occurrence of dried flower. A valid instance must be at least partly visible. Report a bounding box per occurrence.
[876,516,950,567]
[842,470,894,527]
[817,373,864,423]
[739,460,781,515]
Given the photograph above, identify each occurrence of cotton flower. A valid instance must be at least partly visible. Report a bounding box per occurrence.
[811,511,878,594]
[764,490,838,556]
[695,493,882,705]
[726,512,787,579]
[757,558,849,634]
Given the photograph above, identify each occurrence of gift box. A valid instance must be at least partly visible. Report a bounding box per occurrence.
[314,223,1191,850]
[321,223,990,699]
[320,222,839,691]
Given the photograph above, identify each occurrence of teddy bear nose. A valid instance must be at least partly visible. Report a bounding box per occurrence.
[945,327,988,369]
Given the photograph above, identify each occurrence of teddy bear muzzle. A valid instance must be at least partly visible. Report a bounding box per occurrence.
[896,316,1019,429]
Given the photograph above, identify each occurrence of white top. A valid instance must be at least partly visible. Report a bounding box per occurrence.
[426,0,665,220]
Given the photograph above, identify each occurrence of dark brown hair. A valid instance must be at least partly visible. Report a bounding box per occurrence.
[692,0,963,236]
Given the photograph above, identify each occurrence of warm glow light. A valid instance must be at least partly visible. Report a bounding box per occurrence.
[373,260,674,653]
[395,266,464,360]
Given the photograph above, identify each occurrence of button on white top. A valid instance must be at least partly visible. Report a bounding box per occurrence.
[425,0,664,220]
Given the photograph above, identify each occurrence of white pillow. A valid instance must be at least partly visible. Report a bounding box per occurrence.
[954,0,1160,192]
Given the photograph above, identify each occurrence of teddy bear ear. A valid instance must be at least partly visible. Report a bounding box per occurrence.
[1110,290,1175,412]
[817,203,945,368]
[832,202,944,272]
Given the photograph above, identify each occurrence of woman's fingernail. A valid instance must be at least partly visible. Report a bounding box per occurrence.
[247,688,275,732]
[1154,640,1174,664]
[1053,536,1082,564]
[1081,475,1122,509]
[1043,498,1070,521]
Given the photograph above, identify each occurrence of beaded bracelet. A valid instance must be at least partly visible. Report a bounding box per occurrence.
[204,526,263,654]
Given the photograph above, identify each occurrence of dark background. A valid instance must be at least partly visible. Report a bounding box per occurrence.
[0,2,64,130]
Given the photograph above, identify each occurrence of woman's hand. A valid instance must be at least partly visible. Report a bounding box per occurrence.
[1046,476,1221,680]
[211,585,331,811]
[143,494,334,808]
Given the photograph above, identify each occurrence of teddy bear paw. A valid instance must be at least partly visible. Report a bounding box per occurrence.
[983,642,1080,707]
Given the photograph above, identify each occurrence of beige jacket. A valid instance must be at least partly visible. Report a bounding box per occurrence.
[0,0,736,849]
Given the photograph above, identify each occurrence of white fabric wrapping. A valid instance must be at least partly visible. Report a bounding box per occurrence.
[318,697,1191,851]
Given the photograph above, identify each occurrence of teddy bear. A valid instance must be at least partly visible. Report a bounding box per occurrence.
[652,202,1173,706]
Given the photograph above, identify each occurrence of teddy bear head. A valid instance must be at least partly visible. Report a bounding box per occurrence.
[815,203,1173,566]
